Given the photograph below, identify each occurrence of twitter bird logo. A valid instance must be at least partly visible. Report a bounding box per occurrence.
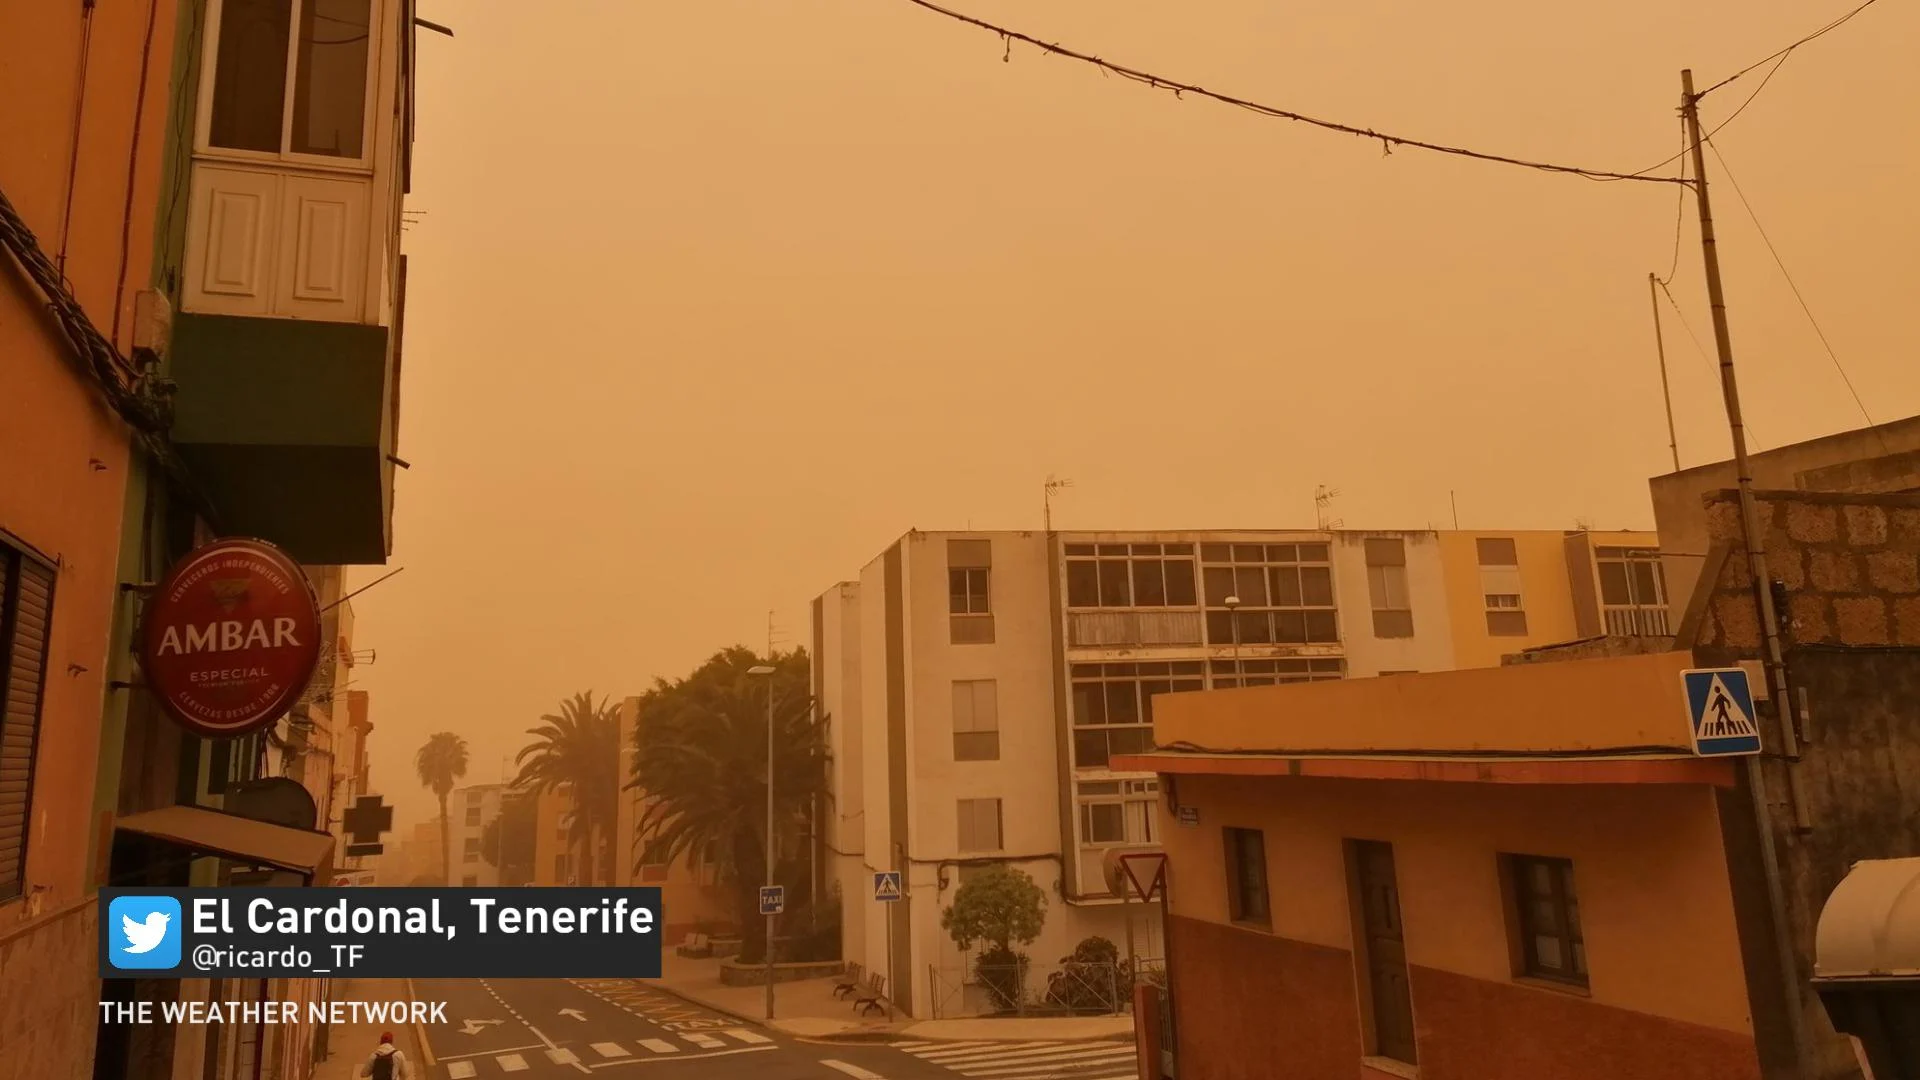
[107,896,182,970]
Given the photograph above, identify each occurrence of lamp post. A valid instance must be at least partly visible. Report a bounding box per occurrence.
[748,663,777,1021]
[1223,595,1242,686]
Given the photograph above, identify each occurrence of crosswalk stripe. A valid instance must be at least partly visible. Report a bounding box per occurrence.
[681,1032,726,1048]
[637,1039,679,1054]
[894,1041,935,1049]
[546,1048,581,1066]
[920,1043,1073,1063]
[591,1042,632,1058]
[960,1045,1136,1068]
[495,1054,529,1072]
[916,1042,1052,1059]
[723,1028,773,1045]
[445,1063,477,1080]
[822,1061,887,1080]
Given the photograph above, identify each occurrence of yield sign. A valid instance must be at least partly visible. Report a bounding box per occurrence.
[1117,852,1167,901]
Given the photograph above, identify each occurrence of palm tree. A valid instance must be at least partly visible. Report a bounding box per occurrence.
[414,732,469,885]
[513,692,619,884]
[630,647,829,959]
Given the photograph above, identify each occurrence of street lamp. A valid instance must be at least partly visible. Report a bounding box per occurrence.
[748,663,777,1021]
[1223,595,1242,686]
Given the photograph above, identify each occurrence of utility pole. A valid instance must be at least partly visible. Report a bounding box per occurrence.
[1681,68,1808,1078]
[1648,273,1682,473]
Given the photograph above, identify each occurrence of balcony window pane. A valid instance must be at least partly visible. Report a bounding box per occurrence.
[1099,559,1132,607]
[210,0,293,152]
[1164,559,1198,606]
[1066,560,1099,607]
[293,0,373,157]
[1132,560,1167,606]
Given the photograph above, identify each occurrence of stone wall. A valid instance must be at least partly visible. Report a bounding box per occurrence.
[0,898,100,1080]
[1691,488,1920,1080]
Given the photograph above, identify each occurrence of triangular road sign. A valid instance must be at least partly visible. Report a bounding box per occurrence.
[872,871,902,902]
[1118,852,1166,901]
[1680,668,1762,757]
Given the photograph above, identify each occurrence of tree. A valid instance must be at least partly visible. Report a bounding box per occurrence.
[513,691,620,884]
[942,865,1048,1012]
[629,646,830,962]
[414,732,469,886]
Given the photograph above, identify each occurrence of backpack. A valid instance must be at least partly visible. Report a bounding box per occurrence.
[369,1050,394,1080]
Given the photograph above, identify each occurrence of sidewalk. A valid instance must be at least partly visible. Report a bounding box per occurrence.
[655,953,1135,1044]
[311,979,431,1080]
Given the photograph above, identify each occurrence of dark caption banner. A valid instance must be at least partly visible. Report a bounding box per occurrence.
[99,887,663,979]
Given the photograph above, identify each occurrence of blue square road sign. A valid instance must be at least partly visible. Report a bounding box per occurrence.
[759,885,785,915]
[1681,667,1762,757]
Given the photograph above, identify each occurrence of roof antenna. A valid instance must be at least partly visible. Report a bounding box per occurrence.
[1044,476,1075,533]
[1314,485,1343,530]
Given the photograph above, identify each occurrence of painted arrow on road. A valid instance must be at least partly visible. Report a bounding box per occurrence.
[458,1019,505,1036]
[558,1008,587,1022]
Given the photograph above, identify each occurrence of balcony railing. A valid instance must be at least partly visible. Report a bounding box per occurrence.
[1068,610,1204,648]
[1603,604,1670,636]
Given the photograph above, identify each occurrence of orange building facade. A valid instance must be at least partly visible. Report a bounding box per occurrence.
[1116,651,1764,1080]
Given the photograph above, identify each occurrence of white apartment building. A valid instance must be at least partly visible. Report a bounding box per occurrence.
[451,783,508,887]
[812,527,1665,1018]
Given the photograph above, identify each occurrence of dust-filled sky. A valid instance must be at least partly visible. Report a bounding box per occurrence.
[350,0,1920,825]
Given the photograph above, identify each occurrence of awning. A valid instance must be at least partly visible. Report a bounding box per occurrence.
[116,804,336,884]
[1814,856,1920,981]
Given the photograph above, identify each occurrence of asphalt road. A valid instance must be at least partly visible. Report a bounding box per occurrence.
[407,978,1139,1080]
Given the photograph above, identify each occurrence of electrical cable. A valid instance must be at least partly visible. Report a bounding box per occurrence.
[57,0,97,274]
[1704,136,1883,448]
[111,0,164,348]
[1657,277,1766,452]
[893,0,1686,185]
[1696,0,1883,100]
[1656,120,1689,285]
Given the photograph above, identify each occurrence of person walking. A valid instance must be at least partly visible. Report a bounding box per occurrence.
[358,1032,412,1080]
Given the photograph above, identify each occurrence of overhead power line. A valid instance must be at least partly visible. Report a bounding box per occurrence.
[1704,136,1880,441]
[1696,0,1883,100]
[894,0,1686,185]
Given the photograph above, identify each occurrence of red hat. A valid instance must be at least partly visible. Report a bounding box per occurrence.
[380,1032,394,1044]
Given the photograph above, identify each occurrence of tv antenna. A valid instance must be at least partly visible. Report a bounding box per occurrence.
[1314,485,1343,530]
[1044,476,1075,533]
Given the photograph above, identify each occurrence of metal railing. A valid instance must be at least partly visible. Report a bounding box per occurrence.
[927,957,1163,1018]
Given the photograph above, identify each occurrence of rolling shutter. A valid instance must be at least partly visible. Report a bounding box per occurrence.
[0,547,55,902]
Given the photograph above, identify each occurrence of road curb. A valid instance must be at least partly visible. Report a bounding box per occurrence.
[646,981,914,1043]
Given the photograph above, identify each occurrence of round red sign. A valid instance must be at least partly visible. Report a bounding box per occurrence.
[140,538,323,739]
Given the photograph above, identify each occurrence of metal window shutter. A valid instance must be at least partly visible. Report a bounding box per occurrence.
[0,554,54,897]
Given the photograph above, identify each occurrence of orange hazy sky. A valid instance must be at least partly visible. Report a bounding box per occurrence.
[352,0,1920,821]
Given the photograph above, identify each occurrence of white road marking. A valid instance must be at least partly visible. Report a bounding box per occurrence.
[921,1044,1067,1063]
[548,1049,583,1066]
[588,1046,777,1068]
[496,1054,530,1072]
[637,1039,678,1054]
[445,1063,477,1080]
[960,1045,1136,1068]
[822,1061,888,1080]
[722,1028,772,1044]
[439,1044,548,1063]
[680,1033,725,1048]
[592,1043,633,1059]
[913,1042,1028,1058]
[957,1046,1132,1068]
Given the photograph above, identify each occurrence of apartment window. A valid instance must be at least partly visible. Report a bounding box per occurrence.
[948,540,995,644]
[952,680,1000,761]
[463,838,480,863]
[205,0,376,160]
[1510,855,1587,985]
[1078,779,1158,847]
[461,875,478,886]
[1199,543,1338,646]
[1070,661,1202,768]
[0,541,55,903]
[639,838,670,884]
[1362,538,1413,638]
[1477,537,1529,636]
[1064,543,1199,609]
[1209,656,1344,690]
[1223,827,1270,927]
[465,805,481,826]
[1596,546,1668,635]
[957,798,1004,853]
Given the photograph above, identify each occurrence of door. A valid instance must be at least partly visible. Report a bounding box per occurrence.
[1352,840,1417,1065]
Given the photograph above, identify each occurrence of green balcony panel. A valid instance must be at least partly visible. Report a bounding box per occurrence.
[169,313,394,565]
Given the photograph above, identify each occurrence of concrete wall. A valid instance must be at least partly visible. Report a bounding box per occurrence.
[1332,530,1455,676]
[1161,773,1758,1080]
[1688,487,1920,1080]
[1650,415,1920,625]
[451,784,504,887]
[1152,650,1698,755]
[816,584,867,972]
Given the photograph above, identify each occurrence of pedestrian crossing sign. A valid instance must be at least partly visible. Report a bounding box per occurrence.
[873,871,902,902]
[1681,667,1762,758]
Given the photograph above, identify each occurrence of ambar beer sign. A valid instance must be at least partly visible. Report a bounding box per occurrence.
[140,538,322,739]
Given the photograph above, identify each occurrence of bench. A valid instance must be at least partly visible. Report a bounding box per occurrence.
[675,932,712,959]
[852,973,889,1017]
[832,961,864,1000]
